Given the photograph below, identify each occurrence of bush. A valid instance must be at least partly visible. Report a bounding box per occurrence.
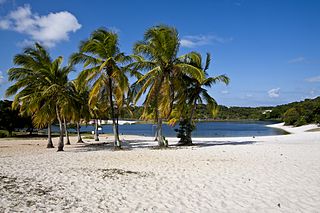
[175,119,195,145]
[295,117,307,127]
[315,114,320,125]
[283,108,300,125]
[0,130,7,138]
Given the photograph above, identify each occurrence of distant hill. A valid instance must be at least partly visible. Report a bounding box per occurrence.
[121,97,320,126]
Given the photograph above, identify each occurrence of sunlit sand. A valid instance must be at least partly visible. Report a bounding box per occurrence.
[1,123,319,212]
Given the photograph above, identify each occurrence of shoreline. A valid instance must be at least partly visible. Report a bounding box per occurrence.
[267,122,319,134]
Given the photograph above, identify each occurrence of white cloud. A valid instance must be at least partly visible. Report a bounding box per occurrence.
[0,71,4,84]
[0,4,81,47]
[246,94,253,98]
[288,56,306,64]
[221,90,229,94]
[268,88,280,98]
[181,34,233,48]
[109,26,120,33]
[305,76,320,83]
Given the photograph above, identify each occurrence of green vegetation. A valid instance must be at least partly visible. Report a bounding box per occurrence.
[0,100,33,137]
[169,52,229,145]
[6,43,73,150]
[131,25,208,147]
[269,97,320,126]
[2,25,229,149]
[119,97,320,127]
[2,24,319,151]
[71,28,132,148]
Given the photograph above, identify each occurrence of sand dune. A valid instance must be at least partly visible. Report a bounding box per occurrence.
[0,124,320,212]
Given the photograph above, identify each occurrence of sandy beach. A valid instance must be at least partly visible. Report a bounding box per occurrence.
[1,123,320,212]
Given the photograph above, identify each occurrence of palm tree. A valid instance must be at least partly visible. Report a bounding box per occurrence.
[173,52,230,145]
[70,28,131,148]
[6,43,72,151]
[6,43,55,148]
[68,79,90,143]
[132,25,204,147]
[49,60,73,151]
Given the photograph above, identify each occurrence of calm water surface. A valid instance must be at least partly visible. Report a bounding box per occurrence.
[54,121,287,137]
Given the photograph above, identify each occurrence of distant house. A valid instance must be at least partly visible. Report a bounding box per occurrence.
[262,110,272,115]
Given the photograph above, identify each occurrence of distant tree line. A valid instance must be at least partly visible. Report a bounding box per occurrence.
[1,97,319,138]
[265,97,320,126]
[115,96,320,126]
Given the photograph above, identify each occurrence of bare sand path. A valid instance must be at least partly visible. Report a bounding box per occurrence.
[0,124,320,212]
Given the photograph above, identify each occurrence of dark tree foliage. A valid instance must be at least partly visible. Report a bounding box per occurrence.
[118,97,320,126]
[0,100,33,137]
[279,97,320,126]
[175,119,195,145]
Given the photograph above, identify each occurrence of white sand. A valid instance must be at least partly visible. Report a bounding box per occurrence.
[0,123,320,212]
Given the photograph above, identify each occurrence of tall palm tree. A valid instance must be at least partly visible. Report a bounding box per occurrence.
[173,52,230,145]
[70,28,131,148]
[132,25,204,147]
[6,43,55,148]
[6,43,72,151]
[68,79,90,143]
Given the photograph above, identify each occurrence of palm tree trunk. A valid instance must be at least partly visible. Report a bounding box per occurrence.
[64,118,71,145]
[56,106,64,151]
[116,114,120,142]
[47,124,54,148]
[156,117,167,147]
[8,130,13,137]
[112,119,120,148]
[108,77,121,148]
[186,100,197,145]
[94,119,99,141]
[154,107,159,141]
[154,128,158,141]
[76,121,83,143]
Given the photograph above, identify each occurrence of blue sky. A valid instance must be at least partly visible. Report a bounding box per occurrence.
[0,0,319,107]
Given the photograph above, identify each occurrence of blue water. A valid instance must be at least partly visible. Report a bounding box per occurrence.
[53,121,287,137]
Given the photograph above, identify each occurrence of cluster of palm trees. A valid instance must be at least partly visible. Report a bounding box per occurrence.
[6,25,229,151]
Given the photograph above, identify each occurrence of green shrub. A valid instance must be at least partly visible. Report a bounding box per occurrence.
[295,117,307,126]
[283,108,300,125]
[0,130,7,138]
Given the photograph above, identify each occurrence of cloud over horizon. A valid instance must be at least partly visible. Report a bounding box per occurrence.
[0,4,81,47]
[288,56,307,64]
[181,34,233,48]
[305,75,320,83]
[0,71,4,84]
[268,88,280,98]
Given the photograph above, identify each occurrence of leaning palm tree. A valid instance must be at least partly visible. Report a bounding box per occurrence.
[70,28,131,148]
[6,43,72,151]
[173,52,230,145]
[132,25,204,147]
[6,43,57,148]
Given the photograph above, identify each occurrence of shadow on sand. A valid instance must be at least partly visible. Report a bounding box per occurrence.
[191,140,256,147]
[68,139,257,152]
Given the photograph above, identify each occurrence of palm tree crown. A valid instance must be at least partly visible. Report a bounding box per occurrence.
[6,43,72,150]
[132,25,205,146]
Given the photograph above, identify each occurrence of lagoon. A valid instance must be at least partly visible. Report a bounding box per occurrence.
[53,121,287,138]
